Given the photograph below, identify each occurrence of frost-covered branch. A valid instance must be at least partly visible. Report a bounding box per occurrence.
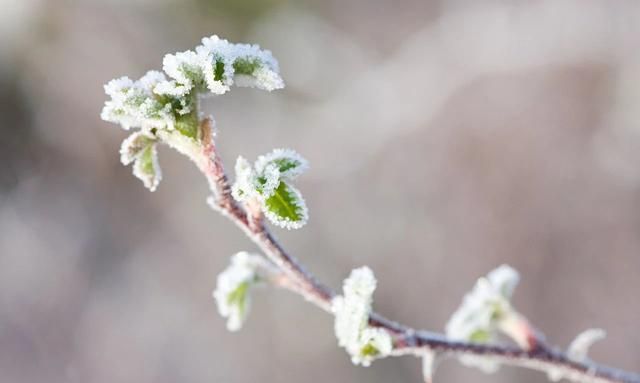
[100,35,640,383]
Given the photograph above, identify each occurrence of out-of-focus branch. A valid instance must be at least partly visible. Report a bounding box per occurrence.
[196,117,640,383]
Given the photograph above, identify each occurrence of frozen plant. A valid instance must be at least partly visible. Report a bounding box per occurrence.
[213,251,276,331]
[231,149,309,229]
[332,267,393,366]
[101,35,640,383]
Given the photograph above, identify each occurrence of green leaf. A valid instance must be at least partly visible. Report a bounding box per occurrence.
[227,281,250,318]
[214,60,225,81]
[255,149,308,181]
[263,181,308,229]
[360,343,381,358]
[120,131,156,165]
[273,157,302,174]
[132,144,162,192]
[469,329,491,343]
[174,109,198,139]
[233,57,260,75]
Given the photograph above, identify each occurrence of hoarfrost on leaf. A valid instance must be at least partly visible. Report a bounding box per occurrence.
[213,252,268,332]
[132,144,162,192]
[332,267,392,366]
[255,148,309,181]
[120,131,157,165]
[231,150,309,229]
[101,71,176,132]
[101,35,285,193]
[567,328,606,362]
[445,264,522,373]
[262,182,308,230]
[353,327,393,367]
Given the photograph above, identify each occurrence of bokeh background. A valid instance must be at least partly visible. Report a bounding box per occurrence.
[1,0,640,382]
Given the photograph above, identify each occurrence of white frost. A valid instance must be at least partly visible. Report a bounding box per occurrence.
[445,264,521,373]
[101,35,284,134]
[254,148,309,181]
[332,267,392,366]
[231,150,309,230]
[101,71,176,131]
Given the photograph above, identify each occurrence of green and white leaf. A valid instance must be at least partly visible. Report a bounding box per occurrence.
[132,144,162,192]
[255,148,309,181]
[263,181,308,229]
[213,252,266,332]
[119,131,157,165]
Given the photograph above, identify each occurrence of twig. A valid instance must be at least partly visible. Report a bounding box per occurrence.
[197,118,640,383]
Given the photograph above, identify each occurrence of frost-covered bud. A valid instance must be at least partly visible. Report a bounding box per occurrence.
[213,252,268,331]
[332,267,393,366]
[231,149,309,230]
[446,265,526,373]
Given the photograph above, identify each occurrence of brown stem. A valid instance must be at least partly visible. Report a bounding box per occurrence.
[197,118,640,383]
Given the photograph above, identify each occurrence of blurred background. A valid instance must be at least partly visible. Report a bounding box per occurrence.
[1,0,640,382]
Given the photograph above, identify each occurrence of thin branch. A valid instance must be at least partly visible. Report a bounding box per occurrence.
[197,118,640,383]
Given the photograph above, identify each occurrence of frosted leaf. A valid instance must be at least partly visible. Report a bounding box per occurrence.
[119,131,156,165]
[332,267,392,366]
[234,66,284,91]
[257,163,280,198]
[196,35,284,93]
[487,264,520,298]
[231,150,309,230]
[352,327,393,367]
[333,267,376,350]
[255,148,309,181]
[138,70,167,90]
[446,265,522,373]
[547,329,606,381]
[213,252,266,332]
[262,182,308,230]
[231,156,258,202]
[132,143,162,192]
[567,328,606,361]
[154,80,192,98]
[101,70,176,131]
[102,35,284,137]
[162,50,204,92]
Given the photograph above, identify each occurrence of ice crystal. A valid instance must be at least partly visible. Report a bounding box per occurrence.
[332,267,392,366]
